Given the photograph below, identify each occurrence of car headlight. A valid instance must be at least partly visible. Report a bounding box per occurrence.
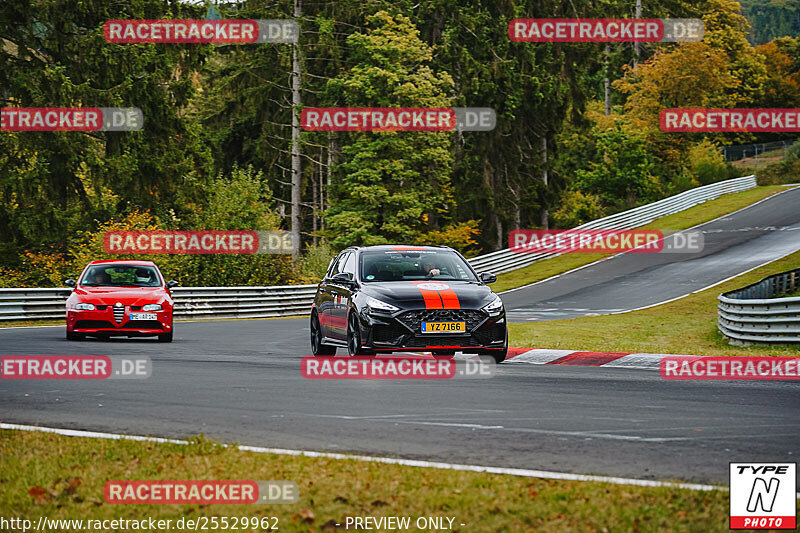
[142,304,163,312]
[365,296,399,313]
[482,295,503,314]
[74,303,95,311]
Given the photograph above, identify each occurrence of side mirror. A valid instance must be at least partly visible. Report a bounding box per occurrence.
[64,279,76,288]
[479,272,497,284]
[331,272,353,284]
[166,280,180,289]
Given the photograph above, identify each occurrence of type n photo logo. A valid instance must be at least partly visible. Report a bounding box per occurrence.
[730,463,797,529]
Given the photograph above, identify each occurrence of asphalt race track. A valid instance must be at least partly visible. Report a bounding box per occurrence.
[2,187,800,488]
[1,320,799,488]
[503,186,800,321]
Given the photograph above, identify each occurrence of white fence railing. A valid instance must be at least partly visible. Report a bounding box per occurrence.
[0,286,318,322]
[171,285,318,319]
[718,267,800,345]
[0,175,757,322]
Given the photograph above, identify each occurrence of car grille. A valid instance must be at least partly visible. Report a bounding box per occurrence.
[405,336,482,347]
[373,324,408,343]
[95,305,108,311]
[113,305,125,323]
[75,320,114,329]
[397,309,486,333]
[125,320,163,330]
[74,320,162,330]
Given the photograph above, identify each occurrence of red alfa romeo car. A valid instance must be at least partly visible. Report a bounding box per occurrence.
[65,260,178,342]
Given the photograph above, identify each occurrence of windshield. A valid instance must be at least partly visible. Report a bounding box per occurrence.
[360,250,478,282]
[80,264,162,287]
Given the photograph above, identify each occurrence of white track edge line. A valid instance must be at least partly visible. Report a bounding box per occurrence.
[500,186,797,296]
[610,246,800,316]
[0,422,722,492]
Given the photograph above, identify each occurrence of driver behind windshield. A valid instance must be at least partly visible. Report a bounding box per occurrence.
[135,268,152,284]
[90,270,112,285]
[422,260,440,277]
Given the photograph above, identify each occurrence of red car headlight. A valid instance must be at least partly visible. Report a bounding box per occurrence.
[74,303,95,311]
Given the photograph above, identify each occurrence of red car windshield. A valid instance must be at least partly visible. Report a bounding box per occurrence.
[80,265,162,287]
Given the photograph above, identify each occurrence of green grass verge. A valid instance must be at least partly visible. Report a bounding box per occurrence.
[0,429,733,532]
[508,250,800,357]
[492,185,792,293]
[0,319,64,328]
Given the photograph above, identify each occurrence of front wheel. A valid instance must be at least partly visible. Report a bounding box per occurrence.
[485,348,507,364]
[158,331,173,343]
[310,312,336,356]
[66,330,83,341]
[347,313,374,356]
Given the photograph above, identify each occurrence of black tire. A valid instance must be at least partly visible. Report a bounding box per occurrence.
[66,330,83,341]
[486,348,507,364]
[310,312,336,356]
[158,331,173,343]
[347,313,374,356]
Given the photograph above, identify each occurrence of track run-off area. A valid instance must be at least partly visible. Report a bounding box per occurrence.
[2,186,800,489]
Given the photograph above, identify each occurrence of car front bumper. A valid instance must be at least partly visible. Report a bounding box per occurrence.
[67,307,172,336]
[359,308,507,353]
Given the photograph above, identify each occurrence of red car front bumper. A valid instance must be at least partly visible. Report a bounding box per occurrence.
[67,307,172,337]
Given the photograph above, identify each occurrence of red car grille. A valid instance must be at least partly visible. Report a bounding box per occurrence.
[74,320,163,330]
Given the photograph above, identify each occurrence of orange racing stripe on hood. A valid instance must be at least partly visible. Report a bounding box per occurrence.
[410,281,460,309]
[438,288,460,309]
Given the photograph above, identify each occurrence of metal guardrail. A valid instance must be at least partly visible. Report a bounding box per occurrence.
[0,285,318,322]
[171,285,317,319]
[469,175,756,274]
[718,268,800,345]
[0,288,73,322]
[0,175,757,322]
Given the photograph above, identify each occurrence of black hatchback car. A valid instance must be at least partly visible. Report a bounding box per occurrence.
[309,245,507,362]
